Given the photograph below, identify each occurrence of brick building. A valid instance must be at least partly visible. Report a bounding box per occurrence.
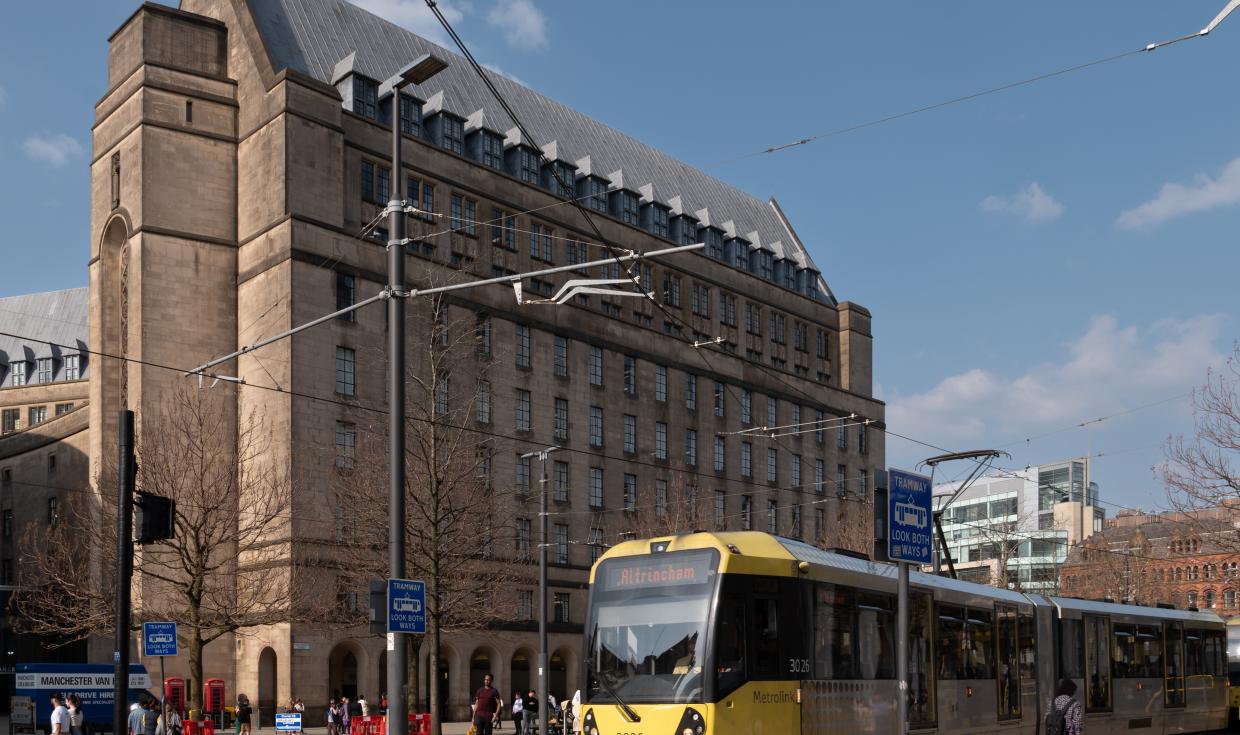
[1060,509,1240,616]
[8,0,882,722]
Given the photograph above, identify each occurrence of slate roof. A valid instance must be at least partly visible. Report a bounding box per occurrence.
[243,0,831,299]
[0,288,89,386]
[1065,514,1240,564]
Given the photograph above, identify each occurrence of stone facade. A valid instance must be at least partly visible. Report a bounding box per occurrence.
[76,0,886,722]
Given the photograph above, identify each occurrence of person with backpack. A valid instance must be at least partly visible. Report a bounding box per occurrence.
[1045,678,1083,735]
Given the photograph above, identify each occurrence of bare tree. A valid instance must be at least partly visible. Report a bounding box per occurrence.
[14,386,308,711]
[1161,342,1240,550]
[335,295,518,734]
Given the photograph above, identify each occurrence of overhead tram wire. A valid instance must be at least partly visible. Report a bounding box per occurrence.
[705,10,1230,169]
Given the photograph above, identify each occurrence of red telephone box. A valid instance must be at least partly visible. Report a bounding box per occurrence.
[203,679,226,714]
[164,678,186,714]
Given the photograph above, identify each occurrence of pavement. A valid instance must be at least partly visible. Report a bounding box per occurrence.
[0,716,512,735]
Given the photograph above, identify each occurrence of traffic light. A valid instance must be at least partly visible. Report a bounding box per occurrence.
[135,491,175,544]
[369,579,387,634]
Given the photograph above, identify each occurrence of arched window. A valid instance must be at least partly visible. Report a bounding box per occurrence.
[1188,590,1199,608]
[1226,590,1236,608]
[1205,590,1216,609]
[1206,564,1216,580]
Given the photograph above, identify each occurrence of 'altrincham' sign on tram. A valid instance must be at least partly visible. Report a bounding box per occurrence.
[887,468,933,564]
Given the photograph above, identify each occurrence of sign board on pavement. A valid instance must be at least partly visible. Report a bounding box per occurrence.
[887,468,933,564]
[143,621,179,657]
[275,713,303,732]
[16,664,151,733]
[387,578,426,634]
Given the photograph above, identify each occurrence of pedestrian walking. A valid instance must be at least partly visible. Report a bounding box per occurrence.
[570,690,581,735]
[128,701,145,735]
[510,691,523,734]
[339,697,351,735]
[358,695,369,718]
[325,699,338,735]
[522,691,538,735]
[50,694,71,735]
[470,674,502,735]
[1045,678,1084,735]
[235,696,252,735]
[66,694,85,735]
[142,700,159,735]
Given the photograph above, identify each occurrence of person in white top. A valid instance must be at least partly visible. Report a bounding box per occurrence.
[49,694,71,735]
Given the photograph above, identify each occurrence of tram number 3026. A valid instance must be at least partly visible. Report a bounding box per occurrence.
[788,658,811,674]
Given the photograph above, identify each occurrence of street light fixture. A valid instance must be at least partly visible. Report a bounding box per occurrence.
[519,446,560,735]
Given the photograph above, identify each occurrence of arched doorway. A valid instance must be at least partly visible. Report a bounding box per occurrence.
[417,648,451,715]
[469,649,494,696]
[329,642,361,700]
[377,651,387,703]
[509,650,532,700]
[257,647,277,727]
[549,652,567,703]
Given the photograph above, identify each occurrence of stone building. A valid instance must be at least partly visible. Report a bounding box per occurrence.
[1060,509,1240,616]
[78,0,882,721]
[0,288,91,705]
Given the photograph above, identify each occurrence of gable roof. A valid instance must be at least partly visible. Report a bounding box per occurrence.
[242,0,832,301]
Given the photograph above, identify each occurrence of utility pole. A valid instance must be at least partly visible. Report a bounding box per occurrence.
[113,410,135,735]
[521,447,558,735]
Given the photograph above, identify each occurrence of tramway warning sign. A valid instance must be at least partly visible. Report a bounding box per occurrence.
[387,578,426,634]
[887,468,933,564]
[142,621,178,657]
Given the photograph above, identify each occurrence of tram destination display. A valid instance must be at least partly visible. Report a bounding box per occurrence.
[599,549,717,590]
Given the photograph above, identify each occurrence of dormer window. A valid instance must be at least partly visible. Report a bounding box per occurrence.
[543,161,575,197]
[643,204,670,238]
[36,358,53,384]
[704,229,724,259]
[480,131,504,169]
[9,361,26,387]
[578,177,608,213]
[399,94,423,137]
[515,147,540,184]
[64,354,80,381]
[758,251,774,280]
[440,116,464,154]
[673,216,698,246]
[728,239,750,269]
[353,77,378,120]
[611,191,639,225]
[777,259,796,289]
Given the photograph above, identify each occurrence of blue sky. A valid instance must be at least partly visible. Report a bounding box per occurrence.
[1,1,1238,512]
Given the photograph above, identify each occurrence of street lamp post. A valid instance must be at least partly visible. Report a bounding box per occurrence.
[381,53,448,735]
[520,446,560,735]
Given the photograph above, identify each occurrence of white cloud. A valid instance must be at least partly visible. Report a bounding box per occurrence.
[481,62,526,87]
[1116,156,1240,230]
[885,314,1226,448]
[486,0,547,51]
[21,133,83,167]
[350,0,468,48]
[978,182,1064,224]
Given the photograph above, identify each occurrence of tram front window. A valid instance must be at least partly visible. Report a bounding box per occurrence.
[587,550,719,704]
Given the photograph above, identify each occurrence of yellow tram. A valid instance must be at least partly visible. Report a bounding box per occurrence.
[581,531,1229,735]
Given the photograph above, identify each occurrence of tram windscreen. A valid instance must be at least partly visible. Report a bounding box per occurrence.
[587,549,720,704]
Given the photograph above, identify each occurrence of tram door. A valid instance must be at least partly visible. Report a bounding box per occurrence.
[1083,615,1112,712]
[1165,622,1186,708]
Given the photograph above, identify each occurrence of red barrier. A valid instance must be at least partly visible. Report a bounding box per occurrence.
[184,720,216,735]
[353,716,385,735]
[408,714,431,735]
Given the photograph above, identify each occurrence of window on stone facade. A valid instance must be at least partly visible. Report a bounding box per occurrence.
[655,479,668,517]
[553,461,570,502]
[336,272,356,322]
[579,177,607,212]
[36,359,52,384]
[623,474,637,512]
[553,336,569,377]
[554,592,571,623]
[742,390,752,424]
[515,389,531,432]
[1,510,9,539]
[791,505,802,539]
[589,346,604,386]
[837,465,847,495]
[741,495,752,530]
[767,500,778,534]
[515,454,531,495]
[654,422,668,460]
[335,422,355,469]
[815,460,825,493]
[623,355,637,395]
[623,414,636,454]
[47,497,59,525]
[555,524,569,565]
[816,509,825,543]
[10,361,26,387]
[334,347,355,396]
[613,191,639,225]
[685,430,698,466]
[685,374,697,409]
[654,365,667,402]
[741,442,752,477]
[662,273,681,307]
[744,304,762,336]
[837,423,848,450]
[713,436,725,472]
[589,407,603,448]
[590,467,604,508]
[791,455,802,488]
[516,519,531,560]
[719,293,737,326]
[714,382,725,417]
[516,147,540,184]
[515,325,531,368]
[554,398,569,440]
[476,381,492,424]
[649,206,669,238]
[1,410,15,433]
[767,448,778,483]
